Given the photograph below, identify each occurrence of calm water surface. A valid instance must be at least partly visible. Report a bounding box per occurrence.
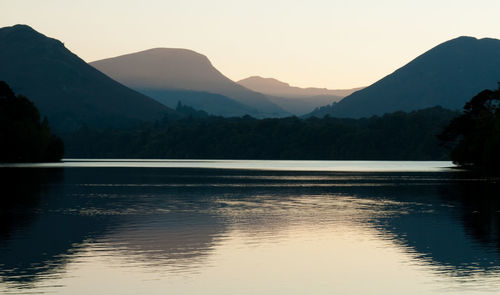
[1,160,500,294]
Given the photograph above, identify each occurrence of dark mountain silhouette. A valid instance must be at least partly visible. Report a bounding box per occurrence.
[0,25,175,131]
[238,76,363,115]
[90,48,289,117]
[309,36,500,118]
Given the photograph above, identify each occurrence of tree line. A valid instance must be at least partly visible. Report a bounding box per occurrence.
[63,106,458,160]
[4,77,500,172]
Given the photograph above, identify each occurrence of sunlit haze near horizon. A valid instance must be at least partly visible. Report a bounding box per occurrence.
[2,0,500,89]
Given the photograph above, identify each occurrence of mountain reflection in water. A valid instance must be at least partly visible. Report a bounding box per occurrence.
[0,165,499,294]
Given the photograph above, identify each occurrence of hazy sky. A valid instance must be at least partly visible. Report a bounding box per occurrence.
[2,0,500,89]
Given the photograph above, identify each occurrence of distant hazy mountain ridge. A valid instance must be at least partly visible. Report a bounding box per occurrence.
[238,76,362,98]
[309,36,500,118]
[238,76,362,115]
[91,49,288,117]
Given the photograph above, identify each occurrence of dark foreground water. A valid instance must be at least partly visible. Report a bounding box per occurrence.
[1,160,500,294]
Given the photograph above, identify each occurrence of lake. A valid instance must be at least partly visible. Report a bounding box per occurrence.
[1,160,500,294]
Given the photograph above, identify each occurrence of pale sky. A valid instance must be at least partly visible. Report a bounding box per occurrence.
[2,0,500,89]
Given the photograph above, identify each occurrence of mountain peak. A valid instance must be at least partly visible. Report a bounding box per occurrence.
[4,24,37,32]
[239,76,291,88]
[309,35,500,118]
[91,49,288,116]
[427,36,500,53]
[140,47,207,56]
[93,47,212,67]
[0,24,173,131]
[90,48,219,88]
[449,36,477,41]
[120,47,209,61]
[1,24,47,38]
[0,24,65,51]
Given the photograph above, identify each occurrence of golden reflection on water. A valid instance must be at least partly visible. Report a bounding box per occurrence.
[10,221,500,295]
[1,164,500,294]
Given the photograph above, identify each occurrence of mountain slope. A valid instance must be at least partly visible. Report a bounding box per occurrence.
[0,25,175,131]
[309,36,500,118]
[90,48,288,117]
[238,76,363,115]
[139,89,257,117]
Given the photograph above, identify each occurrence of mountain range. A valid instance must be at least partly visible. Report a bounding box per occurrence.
[3,24,500,128]
[238,76,362,115]
[0,24,174,131]
[90,49,289,117]
[238,76,362,97]
[309,36,500,118]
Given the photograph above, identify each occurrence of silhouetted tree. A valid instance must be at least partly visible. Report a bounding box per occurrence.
[0,81,64,162]
[439,84,500,172]
[175,101,209,118]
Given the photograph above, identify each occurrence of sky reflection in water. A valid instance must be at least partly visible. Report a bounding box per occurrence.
[0,161,499,294]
